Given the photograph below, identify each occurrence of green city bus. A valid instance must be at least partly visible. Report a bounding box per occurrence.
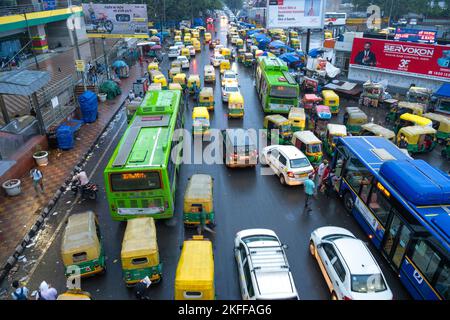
[104,90,184,221]
[255,56,299,114]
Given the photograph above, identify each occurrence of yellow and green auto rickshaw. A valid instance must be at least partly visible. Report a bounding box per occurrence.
[264,114,292,145]
[204,32,212,44]
[237,49,246,63]
[61,211,106,278]
[291,130,323,165]
[321,90,340,115]
[121,217,162,285]
[343,107,368,135]
[169,83,183,91]
[198,87,215,111]
[397,126,437,154]
[323,124,347,157]
[171,60,182,69]
[175,235,215,300]
[423,112,450,143]
[236,38,244,49]
[173,73,187,89]
[219,60,231,75]
[187,74,201,94]
[243,53,254,67]
[147,62,159,72]
[288,107,306,132]
[181,47,190,58]
[192,107,210,137]
[289,30,298,39]
[193,39,202,53]
[385,101,424,124]
[57,289,92,300]
[395,113,432,133]
[174,29,182,37]
[360,123,396,142]
[220,48,232,60]
[228,92,244,119]
[149,70,168,89]
[191,30,200,39]
[203,65,216,84]
[183,174,215,226]
[290,38,300,50]
[183,34,192,45]
[169,67,181,82]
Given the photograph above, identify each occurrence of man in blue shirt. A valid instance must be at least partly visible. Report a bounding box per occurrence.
[303,174,315,214]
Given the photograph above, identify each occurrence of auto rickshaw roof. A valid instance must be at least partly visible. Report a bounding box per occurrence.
[57,290,91,300]
[361,123,395,140]
[293,130,321,144]
[148,83,162,91]
[200,87,213,95]
[193,107,209,118]
[175,239,214,285]
[228,92,244,104]
[347,110,368,120]
[327,124,347,136]
[399,125,436,136]
[121,217,158,258]
[174,73,186,80]
[408,87,432,95]
[399,113,432,126]
[61,211,99,254]
[398,101,424,112]
[316,105,331,114]
[244,53,254,58]
[221,47,231,53]
[265,114,289,125]
[170,67,181,73]
[289,107,305,118]
[423,113,450,126]
[204,65,215,71]
[169,83,183,90]
[345,106,363,113]
[303,94,322,102]
[321,90,339,98]
[185,174,213,202]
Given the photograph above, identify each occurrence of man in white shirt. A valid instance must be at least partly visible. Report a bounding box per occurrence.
[73,170,89,186]
[316,159,328,191]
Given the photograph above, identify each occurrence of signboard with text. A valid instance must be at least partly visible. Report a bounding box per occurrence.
[82,3,148,38]
[394,28,437,44]
[266,0,325,29]
[350,38,450,81]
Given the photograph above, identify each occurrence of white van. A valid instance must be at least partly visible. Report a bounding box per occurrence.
[168,46,180,59]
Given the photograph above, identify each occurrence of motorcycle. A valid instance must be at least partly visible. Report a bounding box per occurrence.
[71,181,98,200]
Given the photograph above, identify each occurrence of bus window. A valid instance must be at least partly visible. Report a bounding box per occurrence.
[410,240,442,284]
[343,156,373,196]
[435,263,450,300]
[367,184,391,227]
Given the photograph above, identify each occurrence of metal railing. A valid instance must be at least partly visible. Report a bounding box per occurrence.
[0,1,81,17]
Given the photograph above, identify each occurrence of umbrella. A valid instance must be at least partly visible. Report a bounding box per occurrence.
[112,60,128,68]
[279,53,300,64]
[308,48,325,58]
[150,45,162,50]
[269,40,286,48]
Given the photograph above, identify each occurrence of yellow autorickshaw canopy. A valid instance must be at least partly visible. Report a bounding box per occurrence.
[265,114,289,127]
[169,83,183,90]
[57,290,91,300]
[327,123,347,136]
[347,110,368,124]
[228,92,244,106]
[184,174,213,212]
[289,107,305,120]
[61,211,100,265]
[423,113,450,132]
[147,62,159,71]
[293,130,321,145]
[322,90,339,102]
[199,87,214,100]
[361,123,395,140]
[121,217,159,264]
[188,75,200,86]
[398,102,424,115]
[399,113,432,126]
[192,107,209,120]
[398,126,437,144]
[221,48,231,55]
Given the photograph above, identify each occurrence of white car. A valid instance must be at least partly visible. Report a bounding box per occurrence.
[186,45,196,56]
[168,46,180,59]
[221,70,238,87]
[234,229,300,300]
[222,83,240,102]
[231,35,240,45]
[398,18,408,25]
[176,56,190,69]
[409,18,417,25]
[214,44,224,54]
[261,145,313,186]
[309,226,393,300]
[174,41,185,49]
[210,53,225,67]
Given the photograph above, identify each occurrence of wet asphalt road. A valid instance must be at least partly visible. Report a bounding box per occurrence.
[3,17,449,300]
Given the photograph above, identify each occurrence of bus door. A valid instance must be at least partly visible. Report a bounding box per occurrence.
[382,211,412,270]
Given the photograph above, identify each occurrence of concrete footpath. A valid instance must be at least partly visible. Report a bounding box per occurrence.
[0,61,146,282]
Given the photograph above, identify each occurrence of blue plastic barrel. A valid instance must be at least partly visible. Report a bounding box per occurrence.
[78,90,98,123]
[56,125,74,150]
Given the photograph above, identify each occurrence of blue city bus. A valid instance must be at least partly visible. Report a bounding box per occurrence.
[330,136,450,300]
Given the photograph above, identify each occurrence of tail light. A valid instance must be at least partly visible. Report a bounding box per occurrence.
[343,296,352,300]
[287,171,295,178]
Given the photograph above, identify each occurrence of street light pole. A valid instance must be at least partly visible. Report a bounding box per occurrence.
[24,11,40,70]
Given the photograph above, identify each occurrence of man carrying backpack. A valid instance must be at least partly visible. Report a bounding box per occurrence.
[11,280,28,300]
[30,167,44,194]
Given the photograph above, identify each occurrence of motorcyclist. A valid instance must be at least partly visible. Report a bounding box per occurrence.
[72,169,89,196]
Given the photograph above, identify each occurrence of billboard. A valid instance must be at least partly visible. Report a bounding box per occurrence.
[350,38,450,81]
[266,0,325,29]
[394,28,437,44]
[82,3,148,38]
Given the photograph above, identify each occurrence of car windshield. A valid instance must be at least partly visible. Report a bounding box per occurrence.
[226,86,239,92]
[351,274,387,293]
[290,158,310,169]
[307,144,322,153]
[242,235,278,244]
[280,125,291,132]
[225,74,236,78]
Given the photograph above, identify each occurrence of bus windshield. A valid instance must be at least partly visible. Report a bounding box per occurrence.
[270,86,297,98]
[110,172,161,192]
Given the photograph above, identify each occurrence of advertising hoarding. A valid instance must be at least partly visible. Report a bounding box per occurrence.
[394,28,437,44]
[82,3,148,38]
[350,38,450,81]
[266,0,325,29]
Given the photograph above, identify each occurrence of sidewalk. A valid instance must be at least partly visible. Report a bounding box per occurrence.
[0,62,146,274]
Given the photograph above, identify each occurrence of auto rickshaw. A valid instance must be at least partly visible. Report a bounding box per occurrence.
[290,38,300,49]
[173,73,187,88]
[288,107,306,132]
[169,83,183,91]
[302,77,320,94]
[61,211,105,278]
[385,101,424,124]
[187,74,201,94]
[359,81,385,108]
[204,65,216,83]
[57,289,92,300]
[302,94,322,113]
[121,217,162,285]
[204,32,212,44]
[169,67,181,82]
[442,138,450,160]
[181,47,190,58]
[149,70,167,89]
[324,30,333,39]
[174,35,182,43]
[395,113,432,133]
[236,38,244,49]
[192,107,210,137]
[193,39,201,52]
[323,124,347,157]
[220,47,232,60]
[198,87,215,111]
[184,34,192,45]
[360,123,396,142]
[423,112,450,143]
[175,235,215,300]
[174,29,182,37]
[237,49,246,63]
[264,114,292,145]
[382,98,399,110]
[148,83,162,91]
[171,60,182,69]
[397,126,437,154]
[147,62,159,72]
[343,107,368,135]
[291,130,323,165]
[406,86,432,110]
[228,92,244,118]
[183,174,214,226]
[149,28,158,36]
[321,90,340,114]
[191,30,199,39]
[219,60,231,75]
[309,105,332,138]
[289,30,298,39]
[243,53,254,67]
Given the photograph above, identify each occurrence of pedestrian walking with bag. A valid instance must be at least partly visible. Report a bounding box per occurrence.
[302,174,315,214]
[11,280,28,300]
[30,167,44,194]
[36,281,57,300]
